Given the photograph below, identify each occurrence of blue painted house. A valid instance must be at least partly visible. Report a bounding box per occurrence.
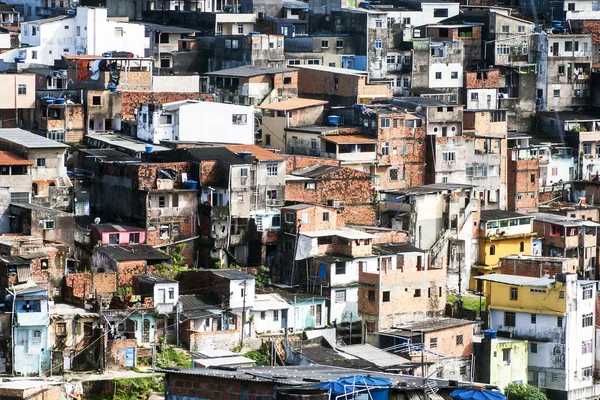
[9,285,51,376]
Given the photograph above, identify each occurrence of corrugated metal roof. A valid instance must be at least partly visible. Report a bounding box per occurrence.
[257,98,327,111]
[0,128,69,149]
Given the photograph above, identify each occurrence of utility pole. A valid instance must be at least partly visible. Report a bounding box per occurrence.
[240,281,246,346]
[98,293,105,375]
[176,302,180,348]
[349,312,353,345]
[421,330,425,384]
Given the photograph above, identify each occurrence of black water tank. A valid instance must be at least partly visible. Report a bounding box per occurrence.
[277,388,329,400]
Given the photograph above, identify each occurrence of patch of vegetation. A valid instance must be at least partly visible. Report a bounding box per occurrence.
[112,377,164,400]
[256,265,271,288]
[155,244,188,279]
[447,294,486,311]
[505,382,548,400]
[245,349,270,366]
[155,345,192,368]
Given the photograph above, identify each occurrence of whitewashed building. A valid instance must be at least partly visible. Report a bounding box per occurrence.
[137,100,255,145]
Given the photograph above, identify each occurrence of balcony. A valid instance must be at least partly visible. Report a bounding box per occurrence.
[321,151,377,162]
[16,312,49,326]
[266,199,285,207]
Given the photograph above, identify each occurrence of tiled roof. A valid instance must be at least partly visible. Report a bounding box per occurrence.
[225,145,285,161]
[0,151,32,166]
[257,98,327,111]
[322,135,378,144]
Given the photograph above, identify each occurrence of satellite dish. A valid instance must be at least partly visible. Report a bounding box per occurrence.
[94,217,101,224]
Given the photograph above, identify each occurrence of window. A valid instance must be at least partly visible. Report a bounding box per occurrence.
[456,335,463,346]
[260,311,266,320]
[380,118,390,128]
[430,337,438,348]
[323,212,329,222]
[403,17,411,25]
[232,114,247,125]
[451,71,458,79]
[568,2,575,10]
[36,158,46,167]
[239,167,249,178]
[283,76,292,84]
[502,348,511,362]
[553,89,560,98]
[471,92,479,100]
[56,322,67,336]
[442,152,456,162]
[501,25,509,33]
[582,313,593,327]
[321,40,329,48]
[92,96,101,105]
[518,25,525,33]
[267,163,278,176]
[565,41,573,52]
[335,290,346,303]
[114,27,123,36]
[375,40,382,49]
[375,19,383,28]
[287,59,300,66]
[389,169,398,181]
[530,343,538,353]
[381,142,389,156]
[504,312,516,327]
[267,189,277,200]
[489,245,495,256]
[129,232,140,244]
[382,291,390,302]
[31,50,37,60]
[168,287,175,300]
[520,241,525,252]
[497,44,510,55]
[33,330,42,344]
[583,285,593,299]
[433,8,448,17]
[414,289,421,297]
[435,72,442,79]
[584,143,592,154]
[108,233,119,245]
[335,263,346,275]
[583,366,593,379]
[335,39,344,48]
[583,340,593,354]
[307,59,320,65]
[285,213,295,224]
[237,24,244,34]
[271,215,280,227]
[284,240,293,251]
[17,84,26,95]
[273,310,279,321]
[559,291,565,299]
[510,287,518,300]
[158,196,165,208]
[557,316,563,327]
[64,25,69,29]
[368,290,375,301]
[558,65,565,75]
[531,314,536,324]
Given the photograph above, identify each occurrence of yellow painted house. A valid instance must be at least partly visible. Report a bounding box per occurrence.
[470,210,536,292]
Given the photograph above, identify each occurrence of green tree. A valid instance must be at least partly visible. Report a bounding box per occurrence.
[504,383,547,400]
[256,265,271,288]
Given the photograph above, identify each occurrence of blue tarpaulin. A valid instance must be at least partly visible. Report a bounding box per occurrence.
[450,389,506,400]
[315,376,392,400]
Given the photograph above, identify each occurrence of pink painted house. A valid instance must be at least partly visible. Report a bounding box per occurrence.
[90,224,147,246]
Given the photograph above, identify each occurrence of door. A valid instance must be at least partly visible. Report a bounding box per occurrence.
[316,305,322,326]
[142,319,150,343]
[552,42,559,56]
[281,309,288,329]
[158,289,166,304]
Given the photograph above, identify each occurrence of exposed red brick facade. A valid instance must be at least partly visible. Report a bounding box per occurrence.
[120,92,213,121]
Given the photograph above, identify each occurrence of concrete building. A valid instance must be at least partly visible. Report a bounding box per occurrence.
[499,255,578,278]
[204,65,298,106]
[137,100,254,145]
[257,98,327,151]
[379,183,476,292]
[530,213,599,279]
[464,69,499,111]
[0,73,35,130]
[533,34,593,111]
[507,146,539,213]
[473,334,529,390]
[479,273,597,400]
[6,8,147,66]
[470,210,536,292]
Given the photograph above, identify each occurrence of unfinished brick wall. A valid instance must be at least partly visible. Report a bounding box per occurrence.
[464,69,500,89]
[166,372,275,400]
[507,157,539,212]
[121,92,214,121]
[0,385,62,400]
[200,160,228,186]
[93,272,118,293]
[64,273,91,305]
[583,21,600,44]
[106,338,138,369]
[177,270,230,303]
[117,260,155,287]
[285,155,340,174]
[499,257,577,278]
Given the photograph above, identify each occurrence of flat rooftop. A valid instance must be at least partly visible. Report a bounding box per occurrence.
[380,183,473,196]
[205,65,297,78]
[0,128,69,149]
[530,212,600,227]
[85,134,170,154]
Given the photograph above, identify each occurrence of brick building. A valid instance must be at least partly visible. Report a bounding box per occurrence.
[359,243,446,343]
[507,147,539,213]
[463,69,500,110]
[499,255,578,278]
[91,161,198,264]
[285,164,375,226]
